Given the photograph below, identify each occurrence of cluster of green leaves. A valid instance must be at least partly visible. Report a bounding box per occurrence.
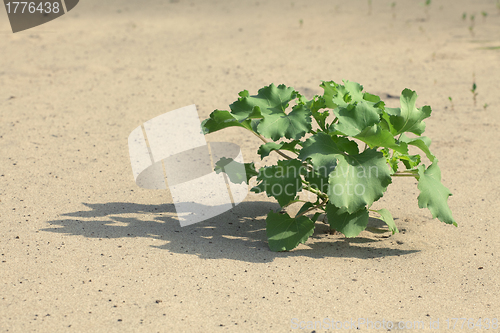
[202,80,457,252]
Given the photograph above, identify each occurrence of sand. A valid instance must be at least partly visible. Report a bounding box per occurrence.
[1,0,500,331]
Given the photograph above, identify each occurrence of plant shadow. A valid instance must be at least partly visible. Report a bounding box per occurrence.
[42,201,419,263]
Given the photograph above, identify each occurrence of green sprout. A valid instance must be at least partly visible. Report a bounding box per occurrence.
[462,12,467,20]
[448,96,454,110]
[483,103,489,110]
[471,82,478,106]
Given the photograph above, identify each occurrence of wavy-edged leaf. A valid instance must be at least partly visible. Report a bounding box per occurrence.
[201,110,253,134]
[251,159,305,207]
[214,157,258,184]
[320,80,364,109]
[328,149,392,213]
[298,132,342,176]
[334,100,382,136]
[332,136,359,155]
[257,103,312,141]
[326,203,369,237]
[230,83,295,121]
[355,124,408,153]
[385,89,432,135]
[399,133,435,162]
[257,140,300,159]
[266,211,315,251]
[398,153,421,170]
[417,161,457,226]
[306,96,328,131]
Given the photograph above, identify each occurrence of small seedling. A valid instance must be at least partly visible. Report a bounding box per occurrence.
[481,11,488,19]
[202,80,457,251]
[462,12,467,20]
[483,103,489,110]
[423,0,431,18]
[391,2,396,18]
[469,25,475,36]
[299,19,303,28]
[448,96,454,110]
[471,82,478,106]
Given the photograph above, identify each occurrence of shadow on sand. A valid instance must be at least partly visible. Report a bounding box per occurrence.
[42,201,418,262]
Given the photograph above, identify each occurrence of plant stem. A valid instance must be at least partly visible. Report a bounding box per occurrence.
[392,173,418,178]
[301,180,328,200]
[392,169,419,178]
[250,131,295,160]
[296,201,327,218]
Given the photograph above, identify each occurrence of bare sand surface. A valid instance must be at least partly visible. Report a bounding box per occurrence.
[1,0,500,332]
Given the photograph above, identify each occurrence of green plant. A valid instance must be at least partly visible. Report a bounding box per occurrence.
[471,82,478,106]
[462,12,467,20]
[448,96,454,110]
[202,81,457,251]
[391,2,396,18]
[483,103,489,110]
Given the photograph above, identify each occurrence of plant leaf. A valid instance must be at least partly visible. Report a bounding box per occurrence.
[299,133,392,213]
[257,103,312,141]
[230,83,295,121]
[398,153,421,170]
[214,157,258,184]
[297,202,315,216]
[305,170,330,193]
[328,149,392,213]
[417,161,457,226]
[326,203,369,237]
[306,96,328,130]
[257,140,300,159]
[373,208,399,234]
[334,100,382,136]
[251,159,305,207]
[385,89,432,135]
[230,83,313,140]
[298,132,342,176]
[399,134,435,162]
[201,110,253,134]
[320,80,364,109]
[354,124,408,153]
[331,136,359,155]
[266,211,315,251]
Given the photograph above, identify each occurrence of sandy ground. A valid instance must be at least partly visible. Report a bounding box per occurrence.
[1,0,500,332]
